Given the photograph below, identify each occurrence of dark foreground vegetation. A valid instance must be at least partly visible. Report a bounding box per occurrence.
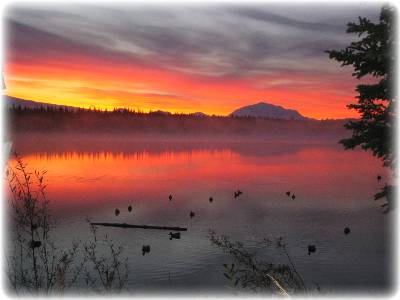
[5,154,311,296]
[208,231,311,295]
[327,6,395,212]
[7,106,347,138]
[6,155,129,294]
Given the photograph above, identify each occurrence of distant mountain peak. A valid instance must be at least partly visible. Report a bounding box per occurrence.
[190,112,208,117]
[230,101,308,120]
[149,110,171,115]
[5,95,79,110]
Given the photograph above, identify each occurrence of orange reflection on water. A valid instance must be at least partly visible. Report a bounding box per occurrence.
[7,144,387,214]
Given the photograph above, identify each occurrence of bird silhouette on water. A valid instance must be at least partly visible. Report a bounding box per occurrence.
[209,197,213,203]
[344,227,351,235]
[115,208,120,216]
[169,232,181,240]
[377,175,382,182]
[308,245,316,255]
[234,190,243,198]
[169,194,173,201]
[142,245,150,256]
[190,211,195,218]
[286,191,291,197]
[128,205,132,212]
[291,194,296,200]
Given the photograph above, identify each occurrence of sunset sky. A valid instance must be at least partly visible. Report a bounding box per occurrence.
[4,3,382,119]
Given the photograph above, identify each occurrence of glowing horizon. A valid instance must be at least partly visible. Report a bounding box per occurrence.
[4,3,382,119]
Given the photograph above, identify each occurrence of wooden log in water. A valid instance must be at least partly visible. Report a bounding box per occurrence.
[90,222,187,231]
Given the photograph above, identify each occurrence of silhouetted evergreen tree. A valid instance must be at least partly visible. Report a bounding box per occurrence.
[327,6,395,213]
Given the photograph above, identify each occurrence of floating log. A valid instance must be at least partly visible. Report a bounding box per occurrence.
[90,222,187,231]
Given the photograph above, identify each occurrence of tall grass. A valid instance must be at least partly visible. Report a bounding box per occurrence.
[208,230,309,295]
[5,153,129,294]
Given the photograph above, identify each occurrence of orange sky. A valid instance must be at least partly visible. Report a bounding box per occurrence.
[4,4,377,119]
[4,57,360,119]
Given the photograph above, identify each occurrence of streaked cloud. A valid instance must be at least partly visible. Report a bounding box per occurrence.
[3,2,383,118]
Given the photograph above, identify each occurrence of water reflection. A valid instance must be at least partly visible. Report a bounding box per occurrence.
[7,135,392,293]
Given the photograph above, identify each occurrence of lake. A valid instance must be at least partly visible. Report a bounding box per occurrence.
[6,134,393,295]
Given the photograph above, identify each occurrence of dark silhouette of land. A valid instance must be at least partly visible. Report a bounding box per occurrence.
[7,105,348,138]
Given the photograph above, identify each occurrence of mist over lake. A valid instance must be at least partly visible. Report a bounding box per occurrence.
[6,132,393,294]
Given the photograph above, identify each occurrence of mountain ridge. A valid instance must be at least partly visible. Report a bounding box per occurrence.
[5,96,353,121]
[230,101,310,120]
[5,95,78,111]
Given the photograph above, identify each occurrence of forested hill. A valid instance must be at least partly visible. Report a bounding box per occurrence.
[7,106,349,139]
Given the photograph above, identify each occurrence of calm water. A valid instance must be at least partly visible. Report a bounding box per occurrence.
[8,135,393,294]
